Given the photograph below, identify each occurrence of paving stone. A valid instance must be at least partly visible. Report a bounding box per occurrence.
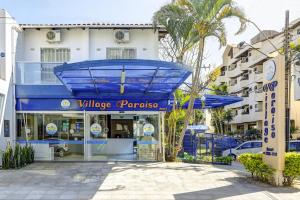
[0,162,300,200]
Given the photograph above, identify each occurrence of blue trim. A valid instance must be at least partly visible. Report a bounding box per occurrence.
[86,140,108,144]
[137,140,158,145]
[16,140,84,144]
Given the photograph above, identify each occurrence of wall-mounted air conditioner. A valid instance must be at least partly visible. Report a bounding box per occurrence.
[114,30,130,43]
[46,30,61,43]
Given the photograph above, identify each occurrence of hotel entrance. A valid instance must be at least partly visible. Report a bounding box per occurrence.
[85,112,160,161]
[16,112,161,161]
[15,59,193,161]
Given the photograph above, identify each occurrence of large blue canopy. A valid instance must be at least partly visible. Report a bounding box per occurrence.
[182,94,242,109]
[54,59,192,99]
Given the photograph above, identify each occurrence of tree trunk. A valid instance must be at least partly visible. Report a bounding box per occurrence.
[176,38,205,156]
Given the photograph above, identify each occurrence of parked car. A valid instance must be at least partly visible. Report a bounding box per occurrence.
[222,140,262,160]
[222,140,300,160]
[47,138,69,157]
[289,140,300,152]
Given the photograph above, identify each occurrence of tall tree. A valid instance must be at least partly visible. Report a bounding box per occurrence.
[154,0,246,157]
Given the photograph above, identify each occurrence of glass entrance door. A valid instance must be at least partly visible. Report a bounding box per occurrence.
[85,114,108,161]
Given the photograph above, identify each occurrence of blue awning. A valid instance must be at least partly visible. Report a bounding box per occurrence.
[54,59,192,99]
[180,94,242,109]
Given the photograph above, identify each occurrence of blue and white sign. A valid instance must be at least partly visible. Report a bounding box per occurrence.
[61,99,71,109]
[90,123,102,136]
[143,123,155,136]
[264,60,276,81]
[46,123,57,135]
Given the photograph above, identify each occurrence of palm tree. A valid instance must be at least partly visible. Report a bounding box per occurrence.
[222,109,233,133]
[154,0,246,157]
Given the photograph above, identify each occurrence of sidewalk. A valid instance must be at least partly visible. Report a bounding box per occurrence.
[0,162,299,199]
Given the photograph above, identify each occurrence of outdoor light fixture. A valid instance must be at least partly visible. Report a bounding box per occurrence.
[120,69,126,94]
[120,84,125,94]
[121,71,126,83]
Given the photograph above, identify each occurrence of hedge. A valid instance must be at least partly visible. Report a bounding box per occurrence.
[283,152,300,186]
[239,152,300,186]
[238,153,274,183]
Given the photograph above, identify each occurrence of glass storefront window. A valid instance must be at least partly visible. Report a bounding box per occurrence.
[16,113,161,161]
[17,113,84,161]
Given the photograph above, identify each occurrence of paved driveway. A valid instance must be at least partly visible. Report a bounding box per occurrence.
[0,162,300,200]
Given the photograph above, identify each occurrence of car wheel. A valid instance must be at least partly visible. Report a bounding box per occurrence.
[229,154,236,161]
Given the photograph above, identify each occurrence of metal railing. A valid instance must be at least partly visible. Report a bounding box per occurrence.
[16,62,63,84]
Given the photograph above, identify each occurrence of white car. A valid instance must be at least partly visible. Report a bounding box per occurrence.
[222,140,262,160]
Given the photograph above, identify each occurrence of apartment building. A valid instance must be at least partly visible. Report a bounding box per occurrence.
[214,19,300,135]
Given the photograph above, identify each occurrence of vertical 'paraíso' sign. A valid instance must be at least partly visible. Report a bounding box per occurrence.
[262,54,285,185]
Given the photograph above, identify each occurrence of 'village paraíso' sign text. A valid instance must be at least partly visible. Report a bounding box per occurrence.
[16,98,168,111]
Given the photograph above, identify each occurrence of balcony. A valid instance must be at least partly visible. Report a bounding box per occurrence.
[241,90,249,97]
[254,72,263,82]
[16,62,62,84]
[229,79,237,86]
[255,86,263,93]
[215,75,228,85]
[227,63,242,78]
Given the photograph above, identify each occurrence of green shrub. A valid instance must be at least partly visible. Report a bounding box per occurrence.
[1,143,34,169]
[14,144,22,168]
[238,153,274,183]
[183,152,194,163]
[214,156,232,164]
[197,155,212,162]
[2,143,14,169]
[283,152,300,186]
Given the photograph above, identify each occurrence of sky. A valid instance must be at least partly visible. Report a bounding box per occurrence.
[1,0,300,67]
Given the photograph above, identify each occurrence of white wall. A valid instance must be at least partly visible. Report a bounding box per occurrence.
[0,9,19,151]
[17,28,159,62]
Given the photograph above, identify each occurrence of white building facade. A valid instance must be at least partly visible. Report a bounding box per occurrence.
[0,9,193,162]
[213,20,300,137]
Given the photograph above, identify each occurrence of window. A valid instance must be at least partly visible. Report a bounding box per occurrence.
[40,48,70,83]
[238,142,252,150]
[106,48,137,59]
[252,142,262,148]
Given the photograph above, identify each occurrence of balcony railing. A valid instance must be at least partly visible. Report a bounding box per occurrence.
[241,92,249,97]
[255,87,263,93]
[16,62,63,84]
[228,64,237,71]
[229,79,237,86]
[240,74,249,81]
[241,109,250,115]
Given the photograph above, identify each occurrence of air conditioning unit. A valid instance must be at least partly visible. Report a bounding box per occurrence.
[46,30,61,43]
[114,30,130,43]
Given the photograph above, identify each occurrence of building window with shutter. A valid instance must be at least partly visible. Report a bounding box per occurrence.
[40,48,70,83]
[106,48,137,59]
